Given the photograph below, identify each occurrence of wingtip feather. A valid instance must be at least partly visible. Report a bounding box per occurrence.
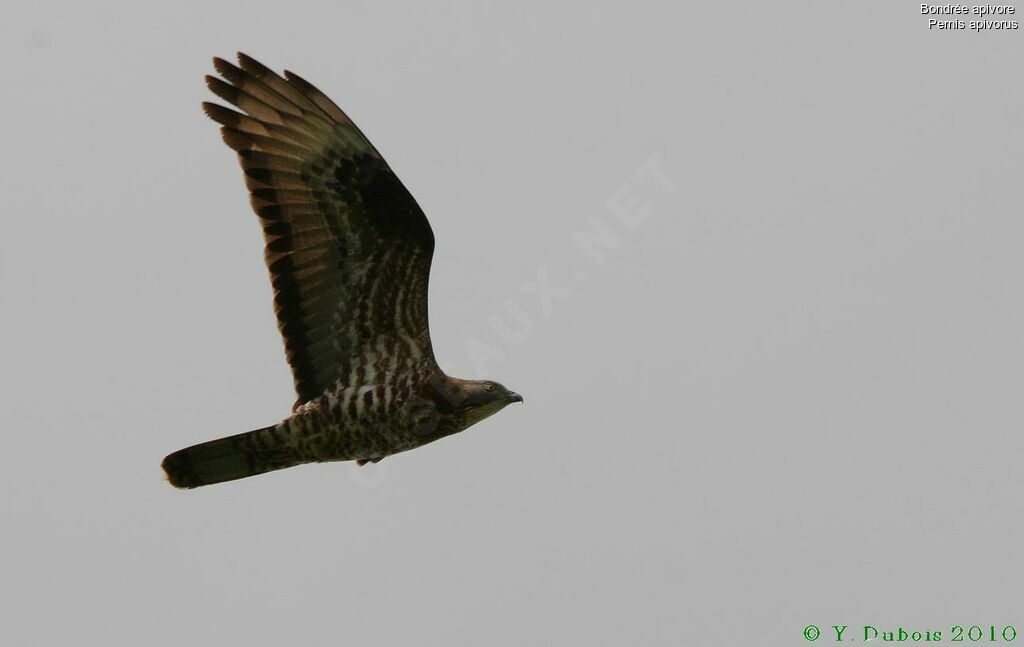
[283,69,350,124]
[212,56,237,77]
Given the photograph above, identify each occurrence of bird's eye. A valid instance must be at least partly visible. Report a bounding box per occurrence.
[484,383,495,392]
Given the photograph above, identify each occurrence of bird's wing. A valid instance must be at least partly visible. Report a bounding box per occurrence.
[203,53,437,408]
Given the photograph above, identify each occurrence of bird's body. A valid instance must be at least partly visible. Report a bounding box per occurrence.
[161,54,521,488]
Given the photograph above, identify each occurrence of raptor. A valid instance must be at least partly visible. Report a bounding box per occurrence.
[161,53,522,488]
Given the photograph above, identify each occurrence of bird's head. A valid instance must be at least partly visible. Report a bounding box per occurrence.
[457,379,523,428]
[464,379,523,406]
[428,375,523,431]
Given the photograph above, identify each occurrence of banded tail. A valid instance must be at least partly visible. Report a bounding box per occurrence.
[161,424,301,489]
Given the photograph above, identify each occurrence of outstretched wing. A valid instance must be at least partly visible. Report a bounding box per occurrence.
[203,53,436,408]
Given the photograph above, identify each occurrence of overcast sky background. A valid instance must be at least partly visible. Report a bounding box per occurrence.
[2,2,1022,645]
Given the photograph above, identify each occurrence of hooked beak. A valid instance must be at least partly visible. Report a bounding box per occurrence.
[507,392,524,404]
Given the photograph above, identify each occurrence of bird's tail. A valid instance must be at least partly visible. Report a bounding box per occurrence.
[161,424,301,489]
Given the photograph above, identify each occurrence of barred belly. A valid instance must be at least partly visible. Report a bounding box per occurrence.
[283,381,422,463]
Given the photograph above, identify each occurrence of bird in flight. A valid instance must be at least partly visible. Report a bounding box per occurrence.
[162,53,522,488]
